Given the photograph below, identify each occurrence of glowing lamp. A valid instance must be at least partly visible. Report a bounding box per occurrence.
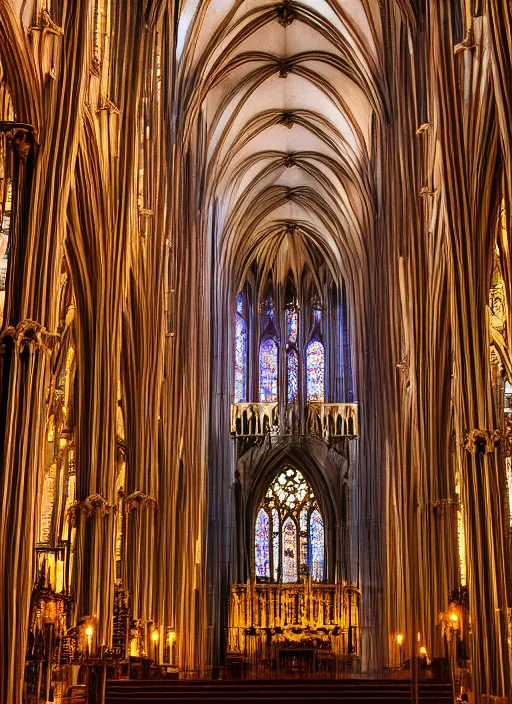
[419,646,427,656]
[59,437,67,449]
[151,630,159,642]
[449,612,459,623]
[396,633,404,646]
[85,625,94,659]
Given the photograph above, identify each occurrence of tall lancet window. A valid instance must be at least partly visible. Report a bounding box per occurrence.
[306,341,325,401]
[254,466,325,583]
[259,339,278,402]
[306,304,324,401]
[259,295,278,402]
[235,292,247,402]
[286,304,299,403]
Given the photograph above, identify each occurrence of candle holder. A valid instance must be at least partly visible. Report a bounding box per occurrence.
[396,633,404,668]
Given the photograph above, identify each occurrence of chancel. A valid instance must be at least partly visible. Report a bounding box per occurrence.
[0,1,511,703]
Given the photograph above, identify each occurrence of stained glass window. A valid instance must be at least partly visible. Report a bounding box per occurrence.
[235,294,247,402]
[306,340,324,401]
[283,517,298,583]
[286,307,298,343]
[255,508,270,578]
[287,350,298,403]
[310,509,325,581]
[255,466,325,583]
[272,508,280,581]
[259,338,278,402]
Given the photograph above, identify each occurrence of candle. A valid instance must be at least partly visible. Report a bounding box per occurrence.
[85,626,94,659]
[151,629,159,663]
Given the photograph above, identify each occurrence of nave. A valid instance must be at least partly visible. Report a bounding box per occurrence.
[0,0,512,703]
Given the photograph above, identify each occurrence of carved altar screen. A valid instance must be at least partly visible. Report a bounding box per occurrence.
[255,467,325,582]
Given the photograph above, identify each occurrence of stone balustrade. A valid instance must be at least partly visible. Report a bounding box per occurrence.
[231,402,358,439]
[307,402,359,439]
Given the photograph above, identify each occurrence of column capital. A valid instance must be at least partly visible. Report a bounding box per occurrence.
[463,428,501,454]
[125,490,158,513]
[68,494,116,526]
[1,319,60,356]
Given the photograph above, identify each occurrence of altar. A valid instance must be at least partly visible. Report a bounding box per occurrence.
[228,580,360,678]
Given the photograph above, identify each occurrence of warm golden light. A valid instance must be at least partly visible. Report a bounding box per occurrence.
[85,626,94,637]
[59,437,67,449]
[419,646,427,656]
[449,612,459,623]
[151,630,159,642]
[396,633,404,646]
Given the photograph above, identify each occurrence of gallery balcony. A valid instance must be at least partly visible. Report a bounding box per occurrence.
[231,402,358,440]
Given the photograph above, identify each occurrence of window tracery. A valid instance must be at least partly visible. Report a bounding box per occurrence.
[254,467,325,583]
[233,276,351,407]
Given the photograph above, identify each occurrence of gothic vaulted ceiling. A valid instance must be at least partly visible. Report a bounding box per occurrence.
[176,0,386,291]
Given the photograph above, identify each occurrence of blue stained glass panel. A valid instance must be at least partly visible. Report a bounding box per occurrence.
[286,308,298,343]
[259,338,278,402]
[255,508,270,578]
[282,516,297,583]
[256,467,325,584]
[306,340,324,401]
[272,508,280,581]
[235,314,247,402]
[236,292,244,314]
[287,350,298,403]
[310,509,324,581]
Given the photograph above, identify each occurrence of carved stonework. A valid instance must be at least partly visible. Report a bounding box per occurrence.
[277,58,293,78]
[30,9,64,36]
[68,494,116,526]
[463,428,501,454]
[276,1,296,27]
[97,96,120,115]
[416,122,432,135]
[124,491,158,513]
[432,498,459,513]
[280,111,295,129]
[454,29,475,55]
[419,185,438,198]
[1,319,60,356]
[0,123,37,159]
[504,417,512,457]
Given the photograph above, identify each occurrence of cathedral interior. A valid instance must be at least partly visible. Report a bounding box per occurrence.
[0,0,512,703]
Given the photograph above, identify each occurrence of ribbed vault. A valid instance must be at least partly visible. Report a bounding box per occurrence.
[176,0,384,300]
